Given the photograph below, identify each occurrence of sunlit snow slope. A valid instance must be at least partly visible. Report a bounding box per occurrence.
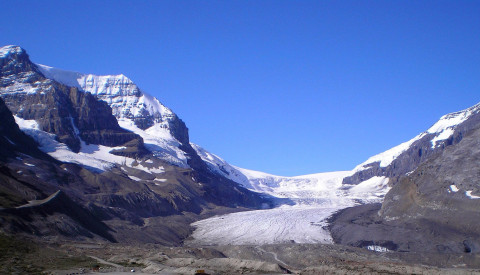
[36,64,189,167]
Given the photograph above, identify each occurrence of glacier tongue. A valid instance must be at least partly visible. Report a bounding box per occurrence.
[189,144,392,245]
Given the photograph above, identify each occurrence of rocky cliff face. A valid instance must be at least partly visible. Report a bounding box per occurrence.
[0,45,271,244]
[0,97,51,161]
[0,46,143,153]
[37,64,191,145]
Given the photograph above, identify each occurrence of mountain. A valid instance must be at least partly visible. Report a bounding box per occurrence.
[191,96,480,253]
[36,64,191,167]
[344,103,480,185]
[0,45,271,244]
[2,45,479,255]
[328,103,480,253]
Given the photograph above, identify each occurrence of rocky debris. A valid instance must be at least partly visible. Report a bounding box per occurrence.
[55,242,480,274]
[0,190,116,242]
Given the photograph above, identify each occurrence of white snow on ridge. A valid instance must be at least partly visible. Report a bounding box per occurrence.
[36,63,188,167]
[192,143,389,204]
[0,45,23,58]
[36,64,175,121]
[234,166,353,199]
[466,190,480,199]
[353,133,425,171]
[428,104,478,148]
[191,143,254,188]
[354,103,480,171]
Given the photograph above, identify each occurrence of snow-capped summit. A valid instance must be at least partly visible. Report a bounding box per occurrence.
[36,63,191,167]
[0,45,24,58]
[36,64,177,131]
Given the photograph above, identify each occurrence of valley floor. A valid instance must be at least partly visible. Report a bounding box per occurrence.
[46,242,480,275]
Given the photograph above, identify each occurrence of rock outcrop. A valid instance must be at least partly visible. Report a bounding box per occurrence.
[0,46,143,153]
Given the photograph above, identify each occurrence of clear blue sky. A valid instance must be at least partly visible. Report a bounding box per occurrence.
[1,1,479,176]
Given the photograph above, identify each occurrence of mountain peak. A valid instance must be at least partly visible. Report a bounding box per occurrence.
[0,45,25,58]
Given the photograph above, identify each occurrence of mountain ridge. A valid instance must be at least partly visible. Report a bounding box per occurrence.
[0,45,272,244]
[2,45,480,254]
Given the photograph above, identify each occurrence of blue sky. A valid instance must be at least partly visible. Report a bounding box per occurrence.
[1,1,479,176]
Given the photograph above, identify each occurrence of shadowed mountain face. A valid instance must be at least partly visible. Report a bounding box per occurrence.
[0,46,272,244]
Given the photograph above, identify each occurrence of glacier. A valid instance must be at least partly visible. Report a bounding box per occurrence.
[0,45,474,246]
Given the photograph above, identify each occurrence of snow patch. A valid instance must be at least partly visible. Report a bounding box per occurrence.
[119,119,188,167]
[128,175,142,182]
[450,185,459,192]
[14,116,40,130]
[0,45,24,58]
[427,105,477,148]
[465,190,480,199]
[367,245,390,252]
[14,116,136,171]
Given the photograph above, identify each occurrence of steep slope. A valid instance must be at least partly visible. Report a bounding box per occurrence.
[329,104,480,253]
[0,45,271,244]
[0,96,117,242]
[343,103,480,185]
[0,46,143,154]
[0,97,53,161]
[37,64,190,167]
